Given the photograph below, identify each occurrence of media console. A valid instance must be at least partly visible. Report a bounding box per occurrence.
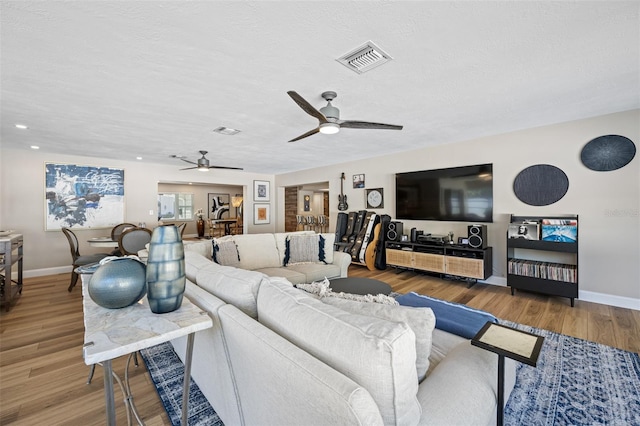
[385,241,492,283]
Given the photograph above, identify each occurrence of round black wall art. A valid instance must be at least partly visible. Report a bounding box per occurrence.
[580,135,636,171]
[513,164,569,206]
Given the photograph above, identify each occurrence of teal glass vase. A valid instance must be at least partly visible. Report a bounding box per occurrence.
[146,225,185,313]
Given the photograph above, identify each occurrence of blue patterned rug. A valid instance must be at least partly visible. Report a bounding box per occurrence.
[139,343,223,426]
[140,324,640,426]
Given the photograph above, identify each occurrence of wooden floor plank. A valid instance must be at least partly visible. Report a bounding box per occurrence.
[1,267,638,425]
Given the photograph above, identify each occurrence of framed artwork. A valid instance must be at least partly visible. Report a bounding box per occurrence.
[208,193,230,219]
[254,203,270,225]
[45,162,125,230]
[254,180,270,202]
[353,174,365,188]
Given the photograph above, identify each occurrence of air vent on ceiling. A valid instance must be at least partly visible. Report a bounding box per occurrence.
[336,41,392,74]
[213,126,241,135]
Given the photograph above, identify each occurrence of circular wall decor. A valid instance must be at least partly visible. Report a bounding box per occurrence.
[513,164,569,206]
[580,135,636,171]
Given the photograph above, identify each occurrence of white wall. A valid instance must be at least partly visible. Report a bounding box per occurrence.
[275,110,640,309]
[0,150,273,274]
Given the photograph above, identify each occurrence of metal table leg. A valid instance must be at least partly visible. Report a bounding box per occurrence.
[103,359,116,426]
[182,333,195,426]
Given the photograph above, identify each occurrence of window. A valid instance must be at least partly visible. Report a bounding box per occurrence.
[157,193,194,221]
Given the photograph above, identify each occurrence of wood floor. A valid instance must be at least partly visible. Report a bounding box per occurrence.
[1,267,638,424]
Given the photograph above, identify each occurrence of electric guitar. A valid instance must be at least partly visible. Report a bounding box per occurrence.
[338,173,348,211]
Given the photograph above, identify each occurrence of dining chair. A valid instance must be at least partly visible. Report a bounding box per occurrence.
[177,222,187,238]
[61,227,111,292]
[209,219,224,238]
[109,222,136,255]
[118,227,152,256]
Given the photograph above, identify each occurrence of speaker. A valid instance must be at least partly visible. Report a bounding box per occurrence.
[468,224,488,249]
[387,222,404,242]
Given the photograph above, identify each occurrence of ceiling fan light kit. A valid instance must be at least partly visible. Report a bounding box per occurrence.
[287,90,402,142]
[319,122,340,134]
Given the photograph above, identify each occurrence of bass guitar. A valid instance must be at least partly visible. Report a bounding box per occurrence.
[338,173,348,211]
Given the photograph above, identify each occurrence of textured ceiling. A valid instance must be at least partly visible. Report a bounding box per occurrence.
[1,1,638,174]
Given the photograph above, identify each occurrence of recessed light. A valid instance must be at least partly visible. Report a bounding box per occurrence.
[15,124,28,129]
[136,156,143,160]
[30,145,40,150]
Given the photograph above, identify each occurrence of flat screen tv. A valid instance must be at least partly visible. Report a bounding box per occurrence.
[395,164,493,222]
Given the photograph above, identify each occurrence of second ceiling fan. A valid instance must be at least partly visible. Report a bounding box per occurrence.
[287,90,403,142]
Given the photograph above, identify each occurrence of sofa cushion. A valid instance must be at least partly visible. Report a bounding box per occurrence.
[184,240,214,259]
[231,233,281,270]
[184,251,215,283]
[253,267,307,285]
[286,263,341,284]
[396,292,497,339]
[322,297,436,382]
[195,263,266,319]
[257,278,421,426]
[212,240,240,267]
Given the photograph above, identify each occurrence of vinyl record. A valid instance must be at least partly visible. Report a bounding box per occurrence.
[513,164,569,206]
[580,135,636,171]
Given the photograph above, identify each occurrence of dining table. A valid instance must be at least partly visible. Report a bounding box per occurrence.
[87,236,119,248]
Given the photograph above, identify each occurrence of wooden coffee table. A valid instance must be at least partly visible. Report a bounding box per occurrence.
[328,277,392,296]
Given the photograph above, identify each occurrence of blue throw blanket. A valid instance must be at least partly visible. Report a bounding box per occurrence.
[396,292,497,339]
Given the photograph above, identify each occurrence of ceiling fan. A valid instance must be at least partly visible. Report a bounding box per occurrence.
[172,151,243,171]
[287,90,403,142]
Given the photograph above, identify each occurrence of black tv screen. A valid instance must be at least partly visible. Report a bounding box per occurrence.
[395,164,493,222]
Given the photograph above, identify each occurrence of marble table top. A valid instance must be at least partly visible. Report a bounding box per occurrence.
[81,275,212,365]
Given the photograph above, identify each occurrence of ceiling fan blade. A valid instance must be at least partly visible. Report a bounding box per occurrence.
[339,120,403,130]
[179,158,198,165]
[208,165,244,170]
[179,166,198,170]
[287,91,328,124]
[288,127,320,142]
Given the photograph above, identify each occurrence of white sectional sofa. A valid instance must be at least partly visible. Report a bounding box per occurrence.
[178,231,350,284]
[171,248,517,426]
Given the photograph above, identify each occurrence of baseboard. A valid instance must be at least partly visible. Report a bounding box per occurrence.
[579,290,640,311]
[23,266,72,278]
[478,276,639,311]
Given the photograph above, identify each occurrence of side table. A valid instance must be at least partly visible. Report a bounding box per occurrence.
[81,274,212,425]
[471,321,544,426]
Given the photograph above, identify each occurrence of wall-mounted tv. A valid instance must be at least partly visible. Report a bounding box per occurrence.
[395,164,493,223]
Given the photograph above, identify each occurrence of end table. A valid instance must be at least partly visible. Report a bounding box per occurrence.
[471,321,544,426]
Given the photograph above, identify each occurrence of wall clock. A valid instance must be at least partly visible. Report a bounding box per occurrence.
[366,188,384,209]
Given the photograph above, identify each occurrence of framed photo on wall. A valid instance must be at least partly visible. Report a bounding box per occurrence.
[254,203,270,225]
[353,174,365,188]
[44,162,124,230]
[208,193,230,219]
[254,180,270,202]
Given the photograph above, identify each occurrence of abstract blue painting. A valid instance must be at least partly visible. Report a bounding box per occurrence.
[45,163,124,230]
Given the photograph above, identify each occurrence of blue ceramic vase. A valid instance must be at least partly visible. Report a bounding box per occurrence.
[89,257,147,309]
[146,225,185,313]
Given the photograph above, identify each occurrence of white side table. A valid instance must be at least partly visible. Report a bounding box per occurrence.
[81,275,212,425]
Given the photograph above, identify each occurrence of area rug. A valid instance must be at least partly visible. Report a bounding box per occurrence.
[139,343,223,426]
[140,325,640,426]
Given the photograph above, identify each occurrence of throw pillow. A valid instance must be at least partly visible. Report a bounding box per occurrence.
[396,292,498,339]
[322,297,436,382]
[212,240,241,268]
[284,234,326,266]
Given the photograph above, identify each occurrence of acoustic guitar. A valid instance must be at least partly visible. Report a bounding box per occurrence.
[365,222,382,271]
[338,173,348,211]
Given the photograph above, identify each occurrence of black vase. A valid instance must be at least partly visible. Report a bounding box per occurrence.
[196,219,205,238]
